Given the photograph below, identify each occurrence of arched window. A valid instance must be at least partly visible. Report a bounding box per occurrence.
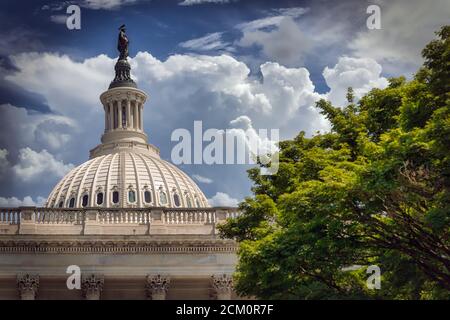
[144,190,152,203]
[173,193,181,207]
[96,192,104,205]
[68,197,75,208]
[82,194,89,207]
[58,201,63,208]
[112,191,120,204]
[159,190,167,205]
[186,196,192,208]
[195,197,201,208]
[128,190,136,203]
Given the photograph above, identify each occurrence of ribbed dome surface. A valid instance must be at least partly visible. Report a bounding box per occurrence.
[46,152,209,209]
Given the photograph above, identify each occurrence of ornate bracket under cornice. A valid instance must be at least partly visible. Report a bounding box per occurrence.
[146,274,170,300]
[82,274,104,300]
[17,274,39,300]
[211,274,233,300]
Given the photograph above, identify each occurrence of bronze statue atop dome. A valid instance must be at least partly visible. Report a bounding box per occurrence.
[117,24,129,60]
[110,24,136,89]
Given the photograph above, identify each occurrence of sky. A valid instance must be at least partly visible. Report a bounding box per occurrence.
[0,0,448,207]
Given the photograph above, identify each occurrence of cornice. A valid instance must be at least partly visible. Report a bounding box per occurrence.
[0,235,237,254]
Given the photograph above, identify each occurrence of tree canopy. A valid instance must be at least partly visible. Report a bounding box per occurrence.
[218,26,450,299]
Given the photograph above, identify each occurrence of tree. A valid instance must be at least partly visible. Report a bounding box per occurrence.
[218,26,450,299]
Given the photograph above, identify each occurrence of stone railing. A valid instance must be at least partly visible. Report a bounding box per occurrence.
[0,207,240,236]
[0,208,20,224]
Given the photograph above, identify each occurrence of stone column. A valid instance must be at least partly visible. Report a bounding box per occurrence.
[134,102,139,130]
[145,275,170,300]
[117,100,122,129]
[212,274,233,300]
[17,274,39,300]
[139,103,144,130]
[108,102,114,131]
[104,105,108,132]
[82,274,104,300]
[126,100,131,129]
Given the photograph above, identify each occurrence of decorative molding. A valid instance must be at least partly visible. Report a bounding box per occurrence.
[145,274,170,300]
[0,239,237,254]
[82,274,104,300]
[17,274,39,300]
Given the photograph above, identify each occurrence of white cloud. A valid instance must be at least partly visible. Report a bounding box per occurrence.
[81,0,139,10]
[323,57,389,107]
[236,7,308,32]
[0,196,46,207]
[227,115,279,157]
[179,0,231,6]
[6,53,113,119]
[238,17,311,66]
[2,50,389,202]
[235,8,310,66]
[50,14,68,24]
[349,0,450,75]
[192,174,213,184]
[0,149,9,174]
[12,148,74,183]
[179,32,231,52]
[208,192,239,207]
[0,104,76,154]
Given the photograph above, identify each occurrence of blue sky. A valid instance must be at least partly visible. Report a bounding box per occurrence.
[0,0,449,206]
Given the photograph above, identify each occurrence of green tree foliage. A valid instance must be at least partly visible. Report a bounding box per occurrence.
[218,26,450,299]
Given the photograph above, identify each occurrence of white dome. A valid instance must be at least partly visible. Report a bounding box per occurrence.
[46,59,211,209]
[46,151,209,209]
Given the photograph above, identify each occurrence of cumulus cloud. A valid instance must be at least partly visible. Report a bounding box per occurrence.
[237,17,311,66]
[1,50,389,202]
[227,115,279,158]
[12,148,74,183]
[208,191,239,207]
[192,174,213,184]
[0,196,46,207]
[0,149,9,175]
[0,104,76,155]
[323,57,389,107]
[349,0,450,75]
[5,53,113,119]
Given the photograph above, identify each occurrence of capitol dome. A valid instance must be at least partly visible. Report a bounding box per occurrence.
[46,152,209,209]
[45,51,209,209]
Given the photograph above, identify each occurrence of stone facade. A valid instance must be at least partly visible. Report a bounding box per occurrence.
[0,207,240,299]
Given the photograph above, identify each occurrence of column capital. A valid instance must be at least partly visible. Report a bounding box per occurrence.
[17,274,39,300]
[145,274,170,300]
[82,274,104,300]
[211,274,233,300]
